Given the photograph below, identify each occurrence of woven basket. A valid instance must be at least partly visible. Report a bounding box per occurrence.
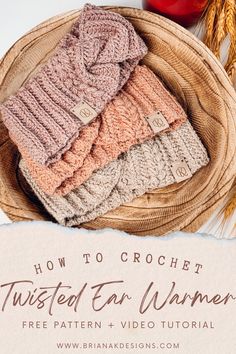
[0,7,236,235]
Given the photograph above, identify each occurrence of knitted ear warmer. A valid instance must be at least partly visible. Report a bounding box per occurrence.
[21,65,187,196]
[20,121,209,226]
[0,4,147,166]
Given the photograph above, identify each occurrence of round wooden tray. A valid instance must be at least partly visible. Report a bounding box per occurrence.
[0,7,236,236]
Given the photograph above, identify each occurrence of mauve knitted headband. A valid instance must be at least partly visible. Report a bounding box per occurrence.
[20,121,209,226]
[0,4,147,166]
[22,65,187,196]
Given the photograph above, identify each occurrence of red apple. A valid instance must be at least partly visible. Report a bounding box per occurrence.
[143,0,208,27]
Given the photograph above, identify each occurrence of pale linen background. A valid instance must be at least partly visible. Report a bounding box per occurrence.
[0,0,235,236]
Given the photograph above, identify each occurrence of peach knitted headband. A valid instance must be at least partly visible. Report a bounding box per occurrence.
[21,65,187,196]
[0,4,147,166]
[20,121,209,226]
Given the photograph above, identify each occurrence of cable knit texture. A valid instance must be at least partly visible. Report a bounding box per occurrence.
[21,65,187,196]
[20,121,209,226]
[0,4,147,166]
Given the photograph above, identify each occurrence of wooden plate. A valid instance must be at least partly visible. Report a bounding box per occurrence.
[0,7,236,235]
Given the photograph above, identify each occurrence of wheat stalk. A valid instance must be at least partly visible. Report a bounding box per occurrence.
[204,1,217,47]
[204,0,236,74]
[225,0,236,71]
[214,2,227,58]
[203,1,236,227]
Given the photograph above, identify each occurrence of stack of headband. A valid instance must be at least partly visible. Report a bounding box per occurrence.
[0,4,209,227]
[21,65,187,196]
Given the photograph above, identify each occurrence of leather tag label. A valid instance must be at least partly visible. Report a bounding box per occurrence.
[71,101,97,124]
[171,161,193,183]
[146,111,169,133]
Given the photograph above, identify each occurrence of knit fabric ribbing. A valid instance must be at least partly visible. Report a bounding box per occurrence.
[0,4,147,166]
[21,65,187,196]
[20,121,209,226]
